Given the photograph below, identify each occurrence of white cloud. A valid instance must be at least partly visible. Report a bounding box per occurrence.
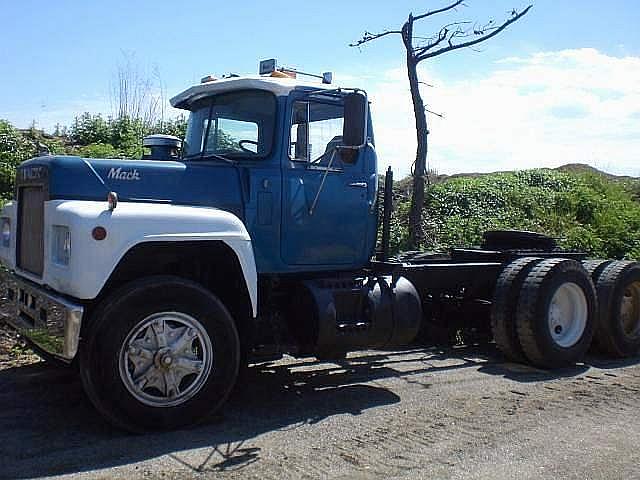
[6,48,638,179]
[362,48,640,178]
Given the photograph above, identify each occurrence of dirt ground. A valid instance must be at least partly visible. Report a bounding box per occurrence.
[0,322,40,370]
[1,321,640,480]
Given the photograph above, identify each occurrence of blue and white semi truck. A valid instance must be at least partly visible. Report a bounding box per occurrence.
[1,60,639,431]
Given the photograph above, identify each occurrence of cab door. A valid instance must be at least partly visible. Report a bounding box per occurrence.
[281,94,374,267]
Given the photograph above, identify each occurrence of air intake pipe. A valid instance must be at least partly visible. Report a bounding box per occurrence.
[142,135,181,161]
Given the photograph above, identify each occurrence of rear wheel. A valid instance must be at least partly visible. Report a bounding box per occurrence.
[491,257,542,363]
[592,261,640,357]
[516,259,596,369]
[581,259,614,353]
[80,276,240,432]
[582,259,614,281]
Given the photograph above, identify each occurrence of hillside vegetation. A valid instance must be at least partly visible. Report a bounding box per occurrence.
[389,168,640,260]
[1,117,639,260]
[0,116,185,201]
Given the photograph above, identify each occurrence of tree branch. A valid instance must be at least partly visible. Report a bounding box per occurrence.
[414,28,448,56]
[416,5,532,61]
[350,1,467,48]
[349,29,402,47]
[413,21,472,56]
[413,0,466,21]
[425,108,444,118]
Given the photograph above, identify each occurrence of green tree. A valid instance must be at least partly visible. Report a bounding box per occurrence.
[70,113,110,145]
[0,120,34,200]
[109,115,144,158]
[149,114,187,139]
[77,143,120,159]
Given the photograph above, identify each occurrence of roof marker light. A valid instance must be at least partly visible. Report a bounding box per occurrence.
[259,58,332,84]
[200,75,218,84]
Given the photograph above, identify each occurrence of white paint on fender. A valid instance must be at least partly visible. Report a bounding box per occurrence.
[8,200,258,317]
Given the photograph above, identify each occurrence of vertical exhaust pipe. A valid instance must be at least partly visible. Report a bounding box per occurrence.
[379,166,393,262]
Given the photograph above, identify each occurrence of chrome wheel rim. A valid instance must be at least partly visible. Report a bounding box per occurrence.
[547,282,588,348]
[620,281,640,339]
[118,312,213,407]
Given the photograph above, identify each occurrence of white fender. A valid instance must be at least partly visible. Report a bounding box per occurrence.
[29,200,257,317]
[0,201,17,270]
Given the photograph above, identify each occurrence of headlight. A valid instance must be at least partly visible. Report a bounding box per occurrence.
[52,225,71,266]
[1,218,10,248]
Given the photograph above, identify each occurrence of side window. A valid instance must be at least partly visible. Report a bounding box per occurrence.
[290,101,344,166]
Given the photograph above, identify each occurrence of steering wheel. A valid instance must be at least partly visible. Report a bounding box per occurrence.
[238,139,259,154]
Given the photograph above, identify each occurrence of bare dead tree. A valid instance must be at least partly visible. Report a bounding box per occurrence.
[351,2,532,249]
[110,51,161,129]
[152,64,167,130]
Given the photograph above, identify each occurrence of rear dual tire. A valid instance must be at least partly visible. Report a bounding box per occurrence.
[491,257,542,363]
[515,259,596,369]
[591,261,640,357]
[582,259,614,281]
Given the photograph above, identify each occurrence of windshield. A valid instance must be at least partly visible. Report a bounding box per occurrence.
[183,90,276,159]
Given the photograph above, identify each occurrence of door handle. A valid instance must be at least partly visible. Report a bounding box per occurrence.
[348,182,368,188]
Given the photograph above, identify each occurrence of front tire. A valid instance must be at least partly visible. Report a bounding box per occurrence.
[79,276,240,432]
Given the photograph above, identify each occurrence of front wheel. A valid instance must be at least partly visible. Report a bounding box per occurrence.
[80,276,240,432]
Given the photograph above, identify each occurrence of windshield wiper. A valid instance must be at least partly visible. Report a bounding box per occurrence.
[183,153,236,164]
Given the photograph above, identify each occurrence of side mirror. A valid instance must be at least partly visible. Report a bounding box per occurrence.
[343,92,367,148]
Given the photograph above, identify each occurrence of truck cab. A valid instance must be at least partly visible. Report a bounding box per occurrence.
[0,64,422,432]
[172,75,379,272]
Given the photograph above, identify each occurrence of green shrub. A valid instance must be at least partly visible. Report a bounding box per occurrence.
[391,169,640,261]
[0,120,35,201]
[75,143,120,159]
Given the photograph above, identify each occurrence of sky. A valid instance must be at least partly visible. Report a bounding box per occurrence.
[1,0,639,177]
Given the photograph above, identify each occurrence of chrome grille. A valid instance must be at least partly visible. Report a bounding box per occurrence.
[17,186,45,276]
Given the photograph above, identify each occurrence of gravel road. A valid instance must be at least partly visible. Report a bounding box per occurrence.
[1,329,640,480]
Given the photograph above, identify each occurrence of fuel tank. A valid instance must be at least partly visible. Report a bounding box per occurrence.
[289,276,422,355]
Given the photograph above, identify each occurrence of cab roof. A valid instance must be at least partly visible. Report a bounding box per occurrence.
[170,76,335,110]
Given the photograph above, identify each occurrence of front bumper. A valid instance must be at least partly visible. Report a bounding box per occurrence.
[0,270,84,361]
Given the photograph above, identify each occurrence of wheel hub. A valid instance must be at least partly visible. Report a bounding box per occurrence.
[154,347,175,369]
[620,281,640,339]
[118,312,213,408]
[547,282,588,348]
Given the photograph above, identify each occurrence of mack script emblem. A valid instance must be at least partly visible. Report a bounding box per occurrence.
[108,167,141,181]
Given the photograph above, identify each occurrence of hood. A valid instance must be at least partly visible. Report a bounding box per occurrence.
[16,156,245,218]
